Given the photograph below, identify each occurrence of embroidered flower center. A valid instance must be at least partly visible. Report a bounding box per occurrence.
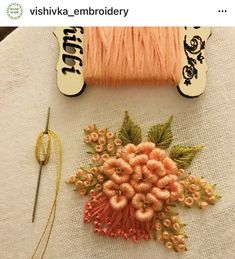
[143,201,150,208]
[115,167,122,174]
[115,189,122,196]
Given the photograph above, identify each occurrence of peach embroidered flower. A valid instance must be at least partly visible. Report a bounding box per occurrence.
[69,115,220,252]
[119,143,137,161]
[103,180,135,210]
[101,142,184,222]
[137,142,155,154]
[149,148,167,161]
[132,193,162,222]
[103,158,133,184]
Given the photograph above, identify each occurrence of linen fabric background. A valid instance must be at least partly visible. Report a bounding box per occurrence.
[0,27,235,259]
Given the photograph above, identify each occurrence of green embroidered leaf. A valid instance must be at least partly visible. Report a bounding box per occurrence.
[147,116,173,149]
[118,111,142,145]
[169,145,203,169]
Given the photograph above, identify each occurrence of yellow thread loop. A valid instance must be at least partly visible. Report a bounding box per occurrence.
[35,132,51,165]
[31,129,62,259]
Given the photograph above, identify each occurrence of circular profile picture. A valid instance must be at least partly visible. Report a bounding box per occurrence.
[7,3,23,19]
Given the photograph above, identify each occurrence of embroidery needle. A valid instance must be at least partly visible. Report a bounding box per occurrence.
[32,107,51,223]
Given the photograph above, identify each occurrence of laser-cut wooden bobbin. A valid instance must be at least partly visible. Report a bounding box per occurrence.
[54,27,211,98]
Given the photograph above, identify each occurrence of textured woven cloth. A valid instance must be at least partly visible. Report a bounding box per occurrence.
[0,27,235,259]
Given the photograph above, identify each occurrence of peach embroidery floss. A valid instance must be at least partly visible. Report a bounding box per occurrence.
[67,112,221,252]
[84,27,182,87]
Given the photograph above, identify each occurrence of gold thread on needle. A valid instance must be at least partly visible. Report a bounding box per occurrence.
[32,107,51,223]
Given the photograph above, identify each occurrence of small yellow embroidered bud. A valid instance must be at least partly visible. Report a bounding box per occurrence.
[177,235,185,243]
[192,191,201,200]
[176,243,186,253]
[205,187,214,196]
[75,180,84,187]
[170,216,178,223]
[98,136,106,145]
[67,176,76,184]
[162,231,170,240]
[90,167,98,174]
[114,138,122,146]
[171,235,178,244]
[172,223,180,231]
[184,197,194,207]
[199,178,207,187]
[107,143,114,152]
[178,194,185,202]
[87,174,94,182]
[95,184,102,191]
[155,222,162,231]
[165,241,173,249]
[92,154,100,162]
[199,201,208,209]
[95,145,103,153]
[158,212,165,220]
[106,131,115,139]
[164,206,172,213]
[76,169,84,177]
[157,234,164,243]
[84,181,90,187]
[89,189,96,197]
[98,129,106,136]
[79,189,86,196]
[84,124,95,132]
[188,175,197,183]
[84,135,92,144]
[101,153,110,161]
[208,196,216,204]
[97,175,104,183]
[163,219,171,228]
[91,132,99,142]
[188,184,199,193]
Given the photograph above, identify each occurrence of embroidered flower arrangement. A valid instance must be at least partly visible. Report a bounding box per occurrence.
[67,112,220,252]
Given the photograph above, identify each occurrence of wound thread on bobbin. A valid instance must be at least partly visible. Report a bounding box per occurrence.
[83,27,183,87]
